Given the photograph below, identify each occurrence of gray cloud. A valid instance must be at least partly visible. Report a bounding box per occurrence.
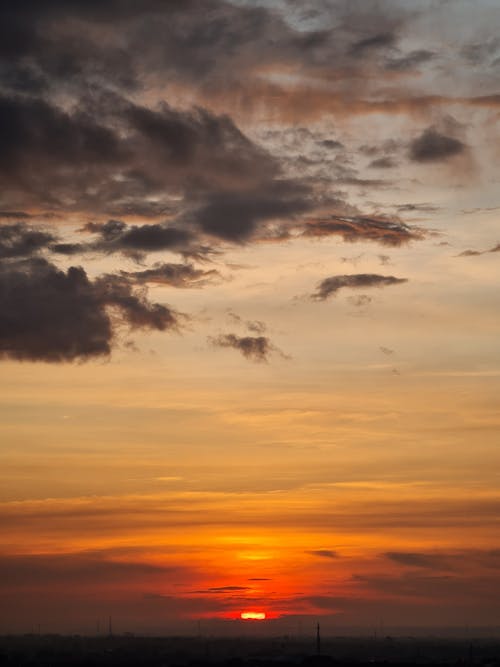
[0,92,278,220]
[192,180,313,242]
[0,222,55,258]
[306,549,338,559]
[347,294,372,308]
[457,242,500,257]
[209,333,285,363]
[0,258,181,362]
[246,320,266,334]
[0,552,175,588]
[81,220,199,259]
[385,49,436,71]
[302,215,423,247]
[193,585,251,594]
[409,128,466,163]
[123,262,221,288]
[384,551,452,570]
[369,157,397,169]
[312,274,408,301]
[350,32,396,57]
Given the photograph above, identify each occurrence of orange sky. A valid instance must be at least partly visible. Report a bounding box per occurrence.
[1,0,500,635]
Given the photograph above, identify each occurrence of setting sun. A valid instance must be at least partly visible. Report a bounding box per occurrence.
[241,612,266,621]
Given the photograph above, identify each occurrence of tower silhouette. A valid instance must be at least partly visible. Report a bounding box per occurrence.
[316,622,321,655]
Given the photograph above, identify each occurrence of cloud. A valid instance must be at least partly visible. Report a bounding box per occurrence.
[461,37,500,66]
[0,258,181,362]
[302,215,423,247]
[123,263,221,288]
[193,586,251,594]
[209,333,286,363]
[0,222,55,258]
[306,549,338,559]
[225,311,267,334]
[347,294,372,308]
[0,210,33,220]
[246,320,266,334]
[312,274,408,301]
[395,203,440,214]
[384,551,452,570]
[457,249,483,257]
[385,49,436,71]
[409,128,466,163]
[457,242,500,257]
[80,219,203,259]
[369,157,397,169]
[0,552,175,589]
[192,180,313,242]
[350,32,397,57]
[0,92,278,219]
[0,94,124,211]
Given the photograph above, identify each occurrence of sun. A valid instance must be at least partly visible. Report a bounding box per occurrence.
[241,611,266,621]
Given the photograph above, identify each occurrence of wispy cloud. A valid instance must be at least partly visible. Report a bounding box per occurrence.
[311,274,407,301]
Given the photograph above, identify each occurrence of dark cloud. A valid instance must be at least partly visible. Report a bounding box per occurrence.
[0,1,435,267]
[0,222,55,258]
[395,203,440,213]
[347,294,372,308]
[123,262,220,288]
[386,49,436,71]
[461,37,500,66]
[0,552,173,588]
[369,157,397,169]
[457,242,500,257]
[457,249,482,257]
[306,549,338,559]
[312,274,407,301]
[193,180,313,242]
[0,258,181,362]
[209,333,285,363]
[302,215,423,247]
[0,0,410,96]
[193,586,251,594]
[0,92,278,219]
[409,128,466,163]
[0,95,121,167]
[83,220,197,258]
[351,571,500,604]
[461,206,500,215]
[319,140,344,150]
[0,0,442,133]
[124,100,277,189]
[350,32,396,56]
[225,311,266,334]
[50,242,87,256]
[384,551,452,570]
[0,210,32,219]
[246,320,266,334]
[379,346,394,355]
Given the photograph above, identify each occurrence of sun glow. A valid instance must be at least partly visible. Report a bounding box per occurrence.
[241,611,266,620]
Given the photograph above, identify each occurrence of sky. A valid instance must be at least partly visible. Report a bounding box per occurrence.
[1,0,500,636]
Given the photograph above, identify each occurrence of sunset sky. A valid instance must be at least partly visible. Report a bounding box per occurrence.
[1,0,500,636]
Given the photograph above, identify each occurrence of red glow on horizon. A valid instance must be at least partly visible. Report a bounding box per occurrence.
[241,611,266,620]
